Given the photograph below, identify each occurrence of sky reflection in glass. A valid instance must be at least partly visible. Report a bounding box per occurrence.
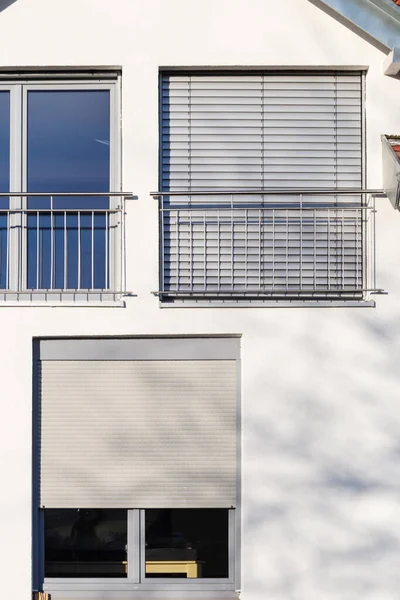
[27,90,110,290]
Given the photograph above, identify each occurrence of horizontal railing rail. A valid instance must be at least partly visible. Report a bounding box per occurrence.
[155,190,382,302]
[151,188,386,196]
[0,192,134,196]
[0,192,133,301]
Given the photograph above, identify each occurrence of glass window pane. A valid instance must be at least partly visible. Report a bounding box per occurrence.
[27,90,110,204]
[26,90,110,290]
[44,509,127,578]
[145,509,229,578]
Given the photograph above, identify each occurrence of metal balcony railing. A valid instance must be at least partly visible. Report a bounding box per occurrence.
[152,189,383,303]
[0,192,132,302]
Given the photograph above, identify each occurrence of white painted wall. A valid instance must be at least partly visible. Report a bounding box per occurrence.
[0,0,399,598]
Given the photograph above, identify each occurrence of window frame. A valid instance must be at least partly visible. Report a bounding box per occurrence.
[41,508,237,593]
[156,67,372,308]
[32,336,242,597]
[1,75,122,294]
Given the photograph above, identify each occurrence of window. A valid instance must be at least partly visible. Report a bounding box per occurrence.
[33,338,240,595]
[0,75,126,302]
[145,509,230,578]
[44,509,127,578]
[156,70,375,305]
[43,508,231,581]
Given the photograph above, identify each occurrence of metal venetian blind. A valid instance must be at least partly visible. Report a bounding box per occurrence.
[39,360,237,508]
[160,72,363,296]
[160,72,362,190]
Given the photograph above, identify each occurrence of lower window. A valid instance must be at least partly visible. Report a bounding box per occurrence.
[44,509,127,578]
[43,508,234,586]
[145,509,229,578]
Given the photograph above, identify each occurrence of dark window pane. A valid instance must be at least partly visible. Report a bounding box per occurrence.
[44,509,127,578]
[145,509,229,578]
[26,90,110,289]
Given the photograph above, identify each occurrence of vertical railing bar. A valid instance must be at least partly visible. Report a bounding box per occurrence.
[300,194,303,291]
[115,199,119,294]
[50,196,54,290]
[258,205,261,290]
[116,200,120,294]
[203,211,206,291]
[63,210,67,290]
[365,196,369,294]
[175,206,179,292]
[313,208,317,291]
[286,208,289,290]
[356,205,359,290]
[245,208,248,290]
[217,209,220,291]
[122,197,126,294]
[341,207,344,290]
[105,210,108,290]
[160,197,165,294]
[373,195,376,292]
[91,210,94,290]
[366,196,370,294]
[327,208,331,290]
[77,210,81,290]
[272,207,275,292]
[18,197,21,292]
[231,194,234,289]
[36,210,39,290]
[189,208,193,291]
[365,197,369,294]
[6,210,10,290]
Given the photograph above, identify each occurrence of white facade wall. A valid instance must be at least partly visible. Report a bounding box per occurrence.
[0,0,399,598]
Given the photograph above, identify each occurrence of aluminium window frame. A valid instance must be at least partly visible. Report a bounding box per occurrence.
[33,336,241,598]
[42,508,237,595]
[157,67,370,308]
[4,76,122,293]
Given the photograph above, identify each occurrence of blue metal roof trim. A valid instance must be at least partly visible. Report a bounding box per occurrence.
[308,0,400,74]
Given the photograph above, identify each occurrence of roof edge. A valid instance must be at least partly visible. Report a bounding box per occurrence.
[308,0,400,53]
[384,47,400,75]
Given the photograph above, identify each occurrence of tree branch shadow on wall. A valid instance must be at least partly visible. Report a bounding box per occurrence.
[242,296,400,599]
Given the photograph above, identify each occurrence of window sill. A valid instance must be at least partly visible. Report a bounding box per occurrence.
[0,291,130,306]
[158,298,376,308]
[43,583,238,599]
[43,592,239,600]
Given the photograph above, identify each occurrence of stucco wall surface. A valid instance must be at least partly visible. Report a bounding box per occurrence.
[0,1,399,599]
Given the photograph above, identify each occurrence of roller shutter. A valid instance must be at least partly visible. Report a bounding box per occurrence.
[39,359,237,508]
